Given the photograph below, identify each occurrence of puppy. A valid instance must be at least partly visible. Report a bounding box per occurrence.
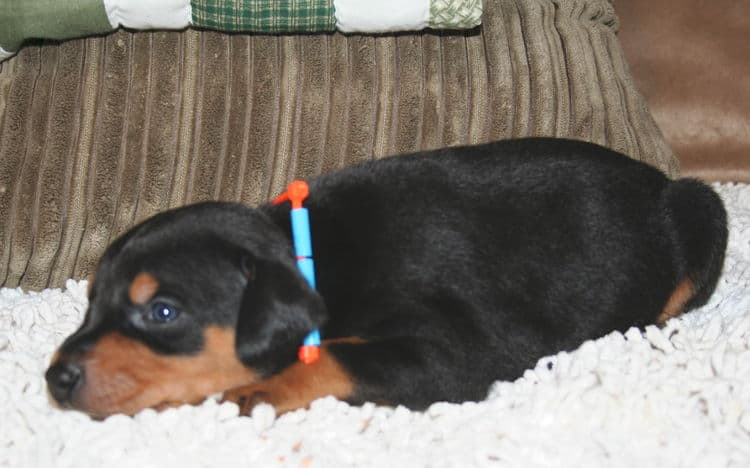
[45,138,727,418]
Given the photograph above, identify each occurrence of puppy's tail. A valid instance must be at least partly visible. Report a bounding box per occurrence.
[660,178,728,312]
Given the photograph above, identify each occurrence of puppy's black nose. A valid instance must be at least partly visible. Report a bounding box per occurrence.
[45,361,84,404]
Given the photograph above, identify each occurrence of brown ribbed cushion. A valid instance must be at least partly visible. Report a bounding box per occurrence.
[0,0,676,290]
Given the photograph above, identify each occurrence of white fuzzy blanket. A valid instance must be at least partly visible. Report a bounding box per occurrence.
[2,184,749,468]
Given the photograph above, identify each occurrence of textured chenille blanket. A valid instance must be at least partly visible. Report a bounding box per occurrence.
[1,182,748,467]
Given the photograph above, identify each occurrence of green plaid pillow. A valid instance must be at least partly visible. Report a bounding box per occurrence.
[192,0,336,32]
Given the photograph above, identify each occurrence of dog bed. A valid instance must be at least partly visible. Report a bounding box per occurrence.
[1,182,748,467]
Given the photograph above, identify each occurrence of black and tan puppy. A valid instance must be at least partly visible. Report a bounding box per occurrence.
[46,138,727,418]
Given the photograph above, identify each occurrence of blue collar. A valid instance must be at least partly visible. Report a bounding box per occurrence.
[273,181,321,364]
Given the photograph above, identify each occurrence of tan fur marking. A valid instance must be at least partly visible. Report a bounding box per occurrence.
[222,338,360,415]
[128,272,159,305]
[75,327,258,418]
[86,273,95,296]
[657,278,694,325]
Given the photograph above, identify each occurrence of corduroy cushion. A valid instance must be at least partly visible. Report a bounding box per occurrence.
[0,0,677,290]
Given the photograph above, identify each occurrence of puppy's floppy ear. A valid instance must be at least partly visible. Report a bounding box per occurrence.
[235,254,326,375]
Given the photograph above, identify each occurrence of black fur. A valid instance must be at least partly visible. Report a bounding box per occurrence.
[48,137,728,410]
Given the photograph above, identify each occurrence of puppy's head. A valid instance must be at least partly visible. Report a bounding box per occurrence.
[45,202,326,418]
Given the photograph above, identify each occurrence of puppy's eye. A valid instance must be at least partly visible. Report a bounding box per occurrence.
[150,302,180,323]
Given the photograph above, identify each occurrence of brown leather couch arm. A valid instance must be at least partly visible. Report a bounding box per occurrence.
[617,0,750,182]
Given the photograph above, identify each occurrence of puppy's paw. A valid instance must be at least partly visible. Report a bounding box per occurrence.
[221,385,273,415]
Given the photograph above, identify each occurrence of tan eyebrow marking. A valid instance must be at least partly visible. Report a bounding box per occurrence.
[128,272,160,305]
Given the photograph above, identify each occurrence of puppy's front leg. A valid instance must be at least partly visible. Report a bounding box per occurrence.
[222,340,356,415]
[222,337,458,415]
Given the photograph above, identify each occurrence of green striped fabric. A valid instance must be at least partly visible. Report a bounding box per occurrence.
[191,0,336,32]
